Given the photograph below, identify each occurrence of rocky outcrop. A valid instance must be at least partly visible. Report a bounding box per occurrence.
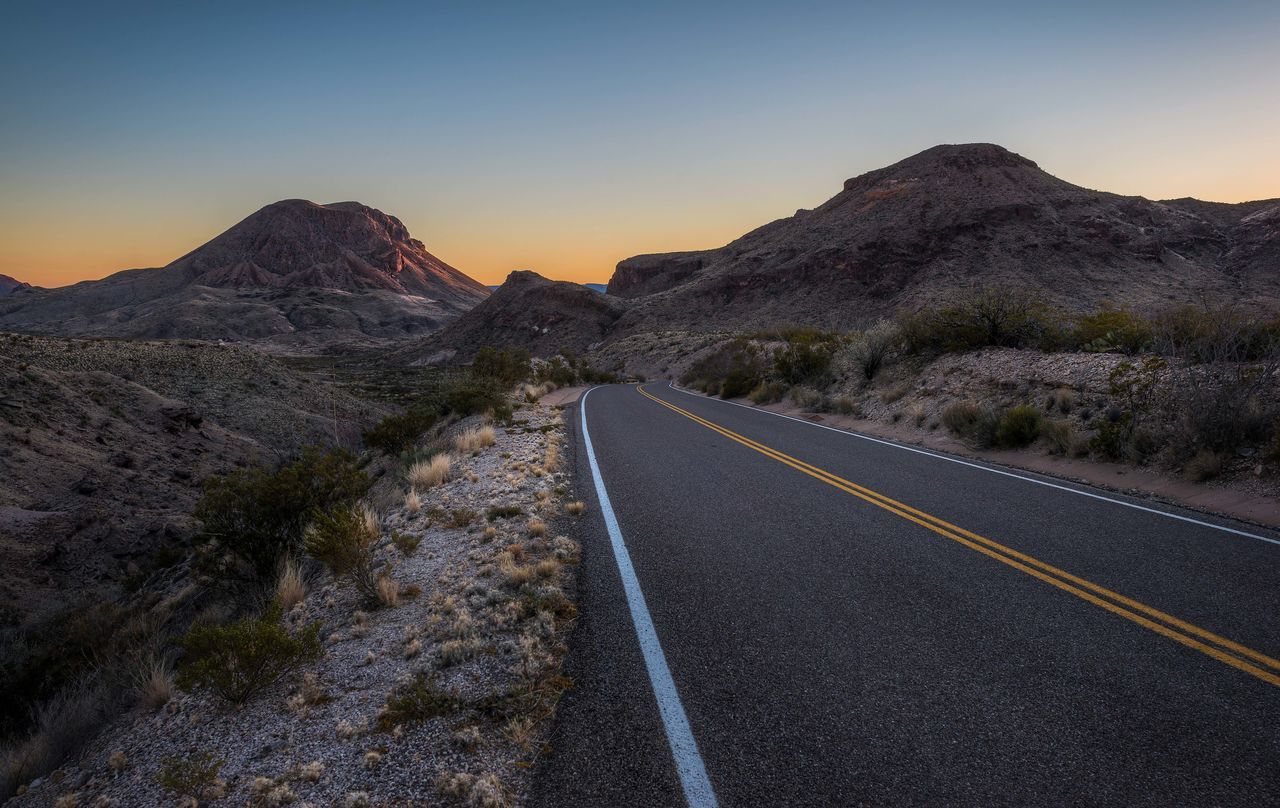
[0,200,489,352]
[604,143,1280,334]
[392,270,628,363]
[0,274,30,297]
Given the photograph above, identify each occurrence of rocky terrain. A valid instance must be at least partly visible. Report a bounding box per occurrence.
[0,275,31,297]
[606,144,1280,333]
[10,400,583,808]
[0,332,388,628]
[395,271,627,364]
[0,201,489,353]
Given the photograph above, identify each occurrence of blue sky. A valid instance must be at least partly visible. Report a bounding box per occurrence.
[2,1,1278,286]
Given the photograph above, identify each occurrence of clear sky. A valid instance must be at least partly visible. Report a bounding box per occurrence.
[2,1,1278,288]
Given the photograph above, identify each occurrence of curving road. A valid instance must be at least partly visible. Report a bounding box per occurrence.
[532,383,1280,807]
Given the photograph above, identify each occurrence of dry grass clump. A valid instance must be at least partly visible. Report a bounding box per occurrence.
[455,425,497,453]
[404,488,422,514]
[527,518,548,538]
[298,761,325,782]
[564,501,586,516]
[335,718,367,740]
[1,678,118,799]
[543,438,560,470]
[362,750,383,769]
[1185,449,1223,482]
[343,793,371,808]
[376,575,401,608]
[132,653,174,711]
[107,750,127,775]
[409,454,452,489]
[276,557,307,611]
[436,771,512,808]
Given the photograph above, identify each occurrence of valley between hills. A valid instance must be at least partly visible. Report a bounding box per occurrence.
[1,143,1279,806]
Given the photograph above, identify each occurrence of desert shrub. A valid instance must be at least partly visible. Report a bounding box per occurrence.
[362,410,437,455]
[486,505,523,521]
[377,673,463,730]
[195,448,370,578]
[176,602,322,705]
[0,678,118,800]
[534,356,577,387]
[1073,305,1152,354]
[774,339,834,386]
[1041,419,1076,455]
[748,381,790,405]
[995,405,1043,448]
[471,346,531,385]
[391,531,420,556]
[847,320,898,380]
[897,290,1054,355]
[789,387,824,410]
[680,340,764,398]
[443,376,509,418]
[1184,449,1223,482]
[1090,357,1165,460]
[305,506,381,606]
[941,402,999,447]
[156,752,224,801]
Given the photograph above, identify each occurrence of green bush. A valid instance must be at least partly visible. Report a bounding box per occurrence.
[305,506,380,606]
[898,290,1056,355]
[774,340,834,385]
[443,376,509,417]
[195,448,370,578]
[377,673,462,730]
[941,402,999,447]
[362,410,437,455]
[156,752,224,800]
[471,346,531,385]
[177,603,322,704]
[680,340,764,399]
[748,381,790,404]
[995,405,1043,448]
[1073,305,1152,354]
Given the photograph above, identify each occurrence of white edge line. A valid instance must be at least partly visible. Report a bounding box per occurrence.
[661,382,1280,548]
[579,386,719,808]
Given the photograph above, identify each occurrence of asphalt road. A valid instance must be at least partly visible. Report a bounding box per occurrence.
[531,382,1280,807]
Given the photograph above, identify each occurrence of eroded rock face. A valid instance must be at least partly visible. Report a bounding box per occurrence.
[604,143,1280,334]
[0,200,489,351]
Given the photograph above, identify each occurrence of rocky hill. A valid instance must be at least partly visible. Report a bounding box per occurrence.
[0,274,30,297]
[0,332,387,629]
[606,144,1280,332]
[0,200,489,352]
[393,270,628,363]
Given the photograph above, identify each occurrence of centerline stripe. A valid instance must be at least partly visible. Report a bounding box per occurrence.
[636,384,1280,689]
[580,387,719,808]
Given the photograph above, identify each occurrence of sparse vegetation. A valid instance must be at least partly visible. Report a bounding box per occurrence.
[305,505,382,606]
[362,410,437,456]
[156,752,224,803]
[177,602,322,705]
[408,454,452,489]
[455,425,497,453]
[195,448,370,578]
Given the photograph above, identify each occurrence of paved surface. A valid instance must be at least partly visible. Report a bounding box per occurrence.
[531,383,1280,807]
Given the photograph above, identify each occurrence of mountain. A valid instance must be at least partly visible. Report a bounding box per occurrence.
[392,270,627,363]
[606,144,1280,332]
[0,274,31,297]
[0,200,489,352]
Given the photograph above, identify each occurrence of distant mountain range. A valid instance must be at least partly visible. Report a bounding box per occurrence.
[0,200,488,352]
[4,145,1278,360]
[604,143,1280,333]
[398,143,1280,360]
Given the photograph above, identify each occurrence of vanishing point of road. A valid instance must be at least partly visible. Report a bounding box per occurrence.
[531,383,1280,807]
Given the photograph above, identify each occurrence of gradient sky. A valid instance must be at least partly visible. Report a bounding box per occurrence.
[2,1,1278,288]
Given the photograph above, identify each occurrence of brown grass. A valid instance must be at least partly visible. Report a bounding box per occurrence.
[404,488,422,514]
[408,454,452,489]
[527,518,547,538]
[276,557,307,611]
[376,576,400,608]
[564,501,586,516]
[454,426,497,453]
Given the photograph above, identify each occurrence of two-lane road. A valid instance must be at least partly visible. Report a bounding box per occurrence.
[533,383,1280,806]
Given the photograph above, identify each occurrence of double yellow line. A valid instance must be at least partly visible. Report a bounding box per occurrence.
[636,385,1280,688]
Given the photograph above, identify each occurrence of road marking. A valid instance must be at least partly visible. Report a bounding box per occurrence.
[665,382,1280,548]
[579,387,719,808]
[637,384,1280,688]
